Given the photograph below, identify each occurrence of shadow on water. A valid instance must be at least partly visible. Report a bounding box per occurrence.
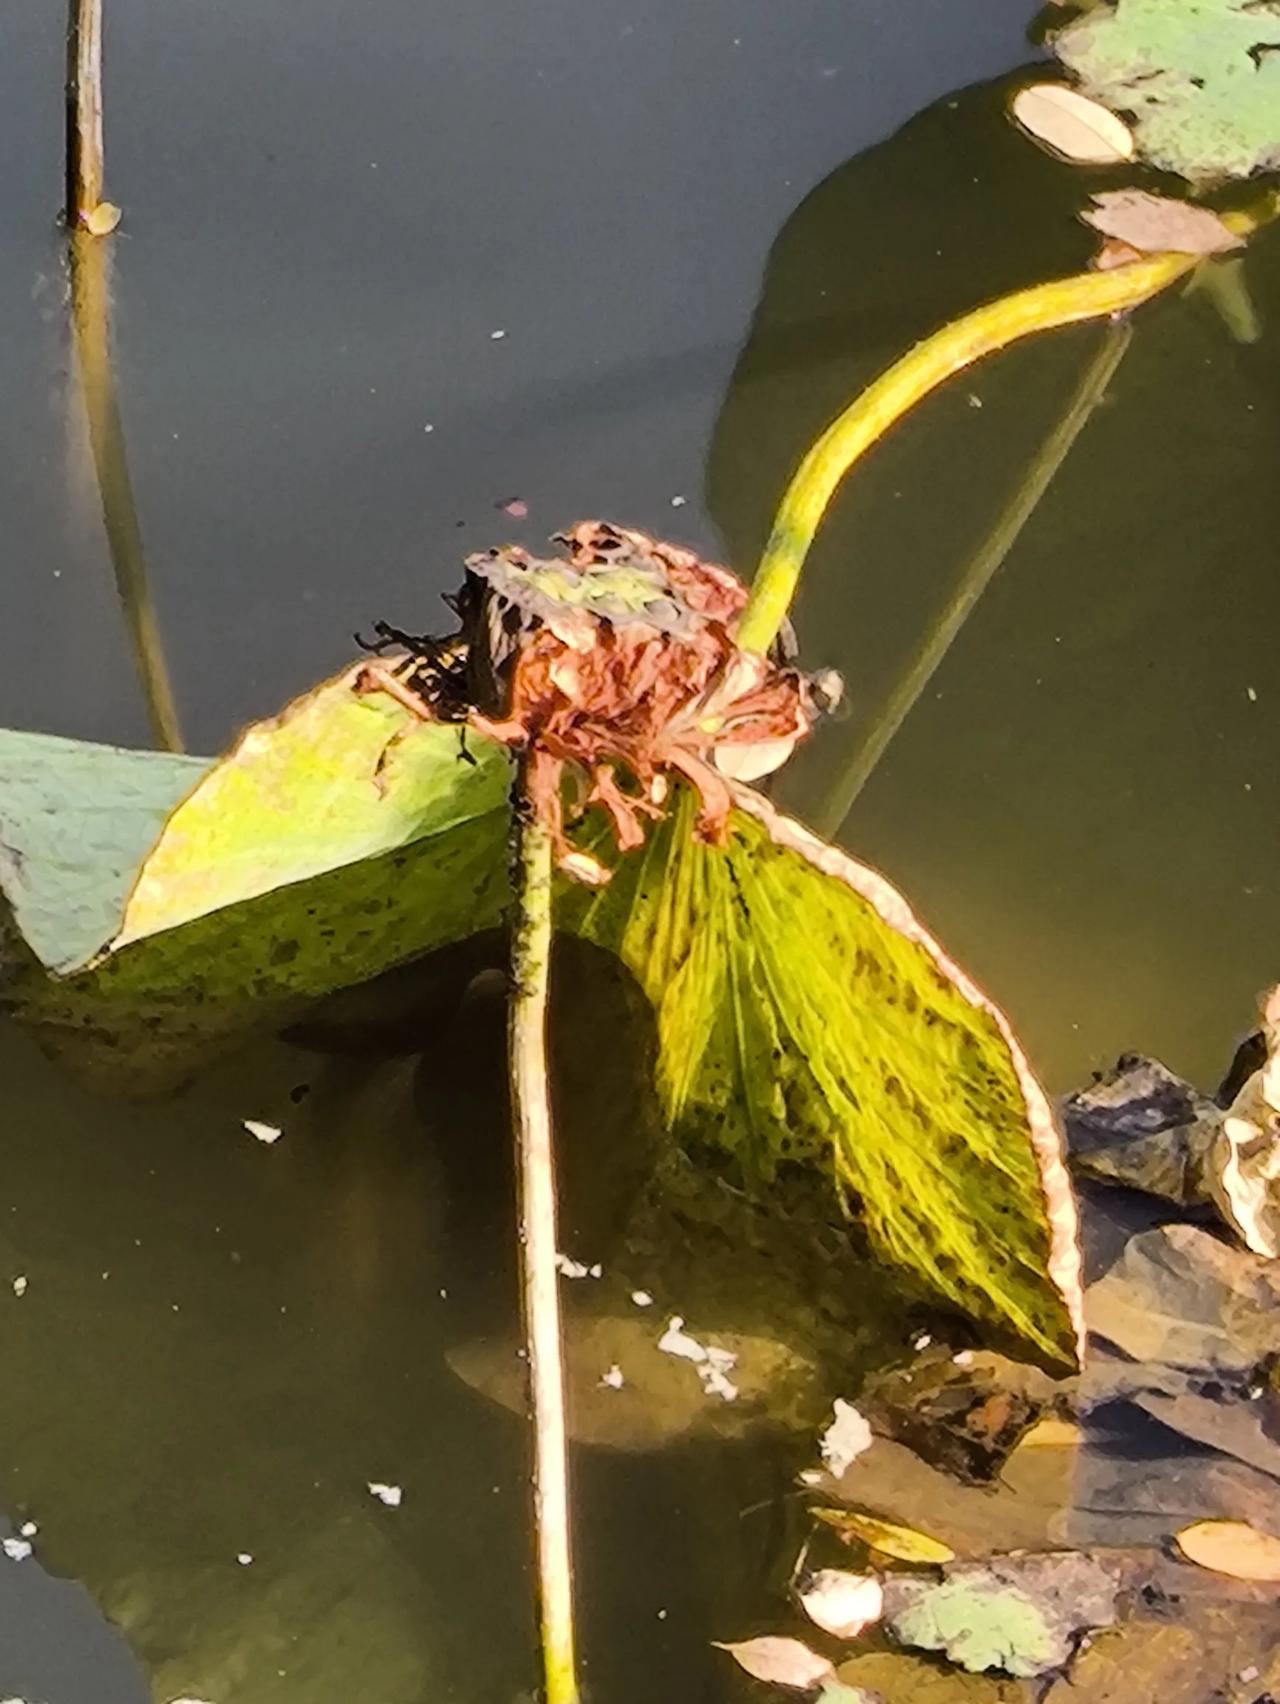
[708,69,1280,1092]
[2,933,913,1701]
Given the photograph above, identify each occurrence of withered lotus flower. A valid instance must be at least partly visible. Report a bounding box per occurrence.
[360,521,838,880]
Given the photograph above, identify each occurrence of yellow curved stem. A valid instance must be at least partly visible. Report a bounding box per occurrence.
[736,197,1276,657]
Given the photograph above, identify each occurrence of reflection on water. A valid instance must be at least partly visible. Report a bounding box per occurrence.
[709,72,1280,1093]
[69,231,184,751]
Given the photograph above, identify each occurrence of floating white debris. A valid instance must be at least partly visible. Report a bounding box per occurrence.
[18,1522,36,1539]
[490,329,507,340]
[799,1568,884,1639]
[658,1316,706,1362]
[1248,687,1258,702]
[819,1399,873,1477]
[236,1553,253,1566]
[11,1276,27,1298]
[242,1120,282,1145]
[367,1482,403,1507]
[554,1252,602,1279]
[656,1317,739,1401]
[953,1350,975,1366]
[599,1365,625,1389]
[2,1538,32,1562]
[670,495,687,507]
[630,1289,654,1308]
[911,1331,931,1351]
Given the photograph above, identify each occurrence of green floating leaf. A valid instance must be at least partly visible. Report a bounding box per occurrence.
[1051,0,1280,184]
[0,674,1081,1366]
[0,668,512,1086]
[561,788,1082,1368]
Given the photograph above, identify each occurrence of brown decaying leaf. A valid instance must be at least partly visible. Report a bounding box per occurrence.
[1175,1519,1280,1582]
[712,1635,835,1689]
[1081,190,1245,259]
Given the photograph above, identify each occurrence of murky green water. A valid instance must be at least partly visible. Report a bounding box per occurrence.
[2,0,1280,1697]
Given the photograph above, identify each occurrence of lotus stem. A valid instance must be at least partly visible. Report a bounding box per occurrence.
[70,230,184,751]
[66,0,104,224]
[811,316,1131,836]
[736,194,1278,660]
[509,770,579,1704]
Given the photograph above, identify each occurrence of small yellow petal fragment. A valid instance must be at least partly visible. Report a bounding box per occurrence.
[1010,84,1135,166]
[1016,1417,1083,1449]
[82,201,123,236]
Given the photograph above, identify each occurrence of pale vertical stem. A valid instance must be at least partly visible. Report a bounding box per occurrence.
[811,319,1131,837]
[508,774,579,1704]
[67,0,104,222]
[70,230,185,750]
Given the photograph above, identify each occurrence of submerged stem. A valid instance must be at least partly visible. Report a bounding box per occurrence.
[736,192,1279,660]
[509,774,579,1704]
[812,317,1131,836]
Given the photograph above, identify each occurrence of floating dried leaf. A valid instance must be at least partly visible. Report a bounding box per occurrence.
[813,1510,954,1566]
[1081,190,1245,258]
[1174,1519,1280,1582]
[1009,84,1135,165]
[713,1636,835,1689]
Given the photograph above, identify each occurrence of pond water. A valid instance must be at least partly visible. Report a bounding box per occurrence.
[2,0,1280,1698]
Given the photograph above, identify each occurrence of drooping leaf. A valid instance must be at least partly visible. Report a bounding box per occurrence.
[560,787,1083,1368]
[1051,0,1280,183]
[1009,83,1136,164]
[712,1635,835,1689]
[0,669,512,1086]
[1174,1519,1280,1582]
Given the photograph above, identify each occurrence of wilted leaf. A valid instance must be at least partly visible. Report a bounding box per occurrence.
[1085,1223,1280,1371]
[798,1569,884,1639]
[1174,1519,1280,1581]
[811,1510,954,1566]
[884,1552,1120,1677]
[81,201,122,236]
[1081,190,1245,258]
[712,1635,835,1689]
[858,1349,1060,1483]
[562,787,1083,1368]
[1052,0,1280,183]
[1009,83,1136,164]
[1062,1055,1219,1205]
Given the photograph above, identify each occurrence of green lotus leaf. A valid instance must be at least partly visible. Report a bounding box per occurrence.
[559,788,1082,1368]
[1052,0,1280,183]
[0,668,511,1086]
[0,675,1081,1364]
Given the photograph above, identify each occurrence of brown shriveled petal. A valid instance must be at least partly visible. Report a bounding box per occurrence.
[457,523,825,864]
